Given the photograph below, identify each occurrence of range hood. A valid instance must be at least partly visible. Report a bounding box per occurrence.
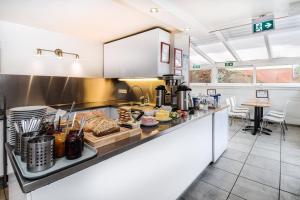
[103,28,171,78]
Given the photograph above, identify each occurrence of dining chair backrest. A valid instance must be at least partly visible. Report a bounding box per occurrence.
[230,97,236,109]
[283,100,290,118]
[233,96,238,106]
[226,98,232,111]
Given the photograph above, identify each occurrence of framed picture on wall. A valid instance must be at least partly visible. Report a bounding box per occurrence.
[207,89,217,96]
[160,42,170,64]
[256,90,269,98]
[174,48,183,68]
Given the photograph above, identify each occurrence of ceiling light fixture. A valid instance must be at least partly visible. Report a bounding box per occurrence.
[36,48,80,60]
[150,8,159,13]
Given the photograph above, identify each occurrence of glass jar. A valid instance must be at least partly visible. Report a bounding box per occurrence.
[65,129,82,160]
[54,132,66,158]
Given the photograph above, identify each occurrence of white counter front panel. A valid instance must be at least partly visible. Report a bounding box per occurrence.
[31,115,213,200]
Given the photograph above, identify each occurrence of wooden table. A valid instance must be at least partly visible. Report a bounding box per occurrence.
[242,99,271,135]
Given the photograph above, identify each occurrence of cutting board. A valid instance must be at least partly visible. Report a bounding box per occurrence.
[84,127,142,148]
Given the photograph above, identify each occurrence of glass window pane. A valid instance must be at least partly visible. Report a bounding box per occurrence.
[228,36,268,60]
[218,67,253,83]
[190,47,210,65]
[256,65,300,83]
[190,69,212,83]
[197,42,235,62]
[269,30,300,58]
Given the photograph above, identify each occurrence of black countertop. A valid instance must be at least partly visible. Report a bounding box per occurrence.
[7,105,228,193]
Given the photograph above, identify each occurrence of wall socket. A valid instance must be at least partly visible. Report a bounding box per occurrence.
[118,89,128,94]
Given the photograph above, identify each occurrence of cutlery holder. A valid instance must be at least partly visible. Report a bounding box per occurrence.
[15,131,22,155]
[21,132,38,162]
[27,135,55,172]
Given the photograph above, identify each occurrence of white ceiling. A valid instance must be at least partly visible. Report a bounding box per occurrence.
[0,0,299,42]
[0,0,174,42]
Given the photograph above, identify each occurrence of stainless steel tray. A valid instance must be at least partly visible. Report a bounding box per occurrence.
[12,143,97,179]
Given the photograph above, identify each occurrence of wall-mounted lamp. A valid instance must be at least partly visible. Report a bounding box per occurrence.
[36,48,80,60]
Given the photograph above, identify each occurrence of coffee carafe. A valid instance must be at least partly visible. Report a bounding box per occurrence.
[176,85,193,111]
[155,85,167,107]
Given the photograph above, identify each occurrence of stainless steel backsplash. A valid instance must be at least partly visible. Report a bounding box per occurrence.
[0,74,163,109]
[0,74,119,108]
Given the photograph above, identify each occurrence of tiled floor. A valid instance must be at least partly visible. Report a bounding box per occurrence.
[0,187,7,200]
[181,120,300,200]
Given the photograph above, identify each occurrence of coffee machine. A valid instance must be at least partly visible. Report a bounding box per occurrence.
[162,74,183,107]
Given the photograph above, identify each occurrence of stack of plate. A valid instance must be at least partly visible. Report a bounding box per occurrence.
[8,106,47,146]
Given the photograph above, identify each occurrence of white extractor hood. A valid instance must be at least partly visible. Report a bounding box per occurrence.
[103,28,171,78]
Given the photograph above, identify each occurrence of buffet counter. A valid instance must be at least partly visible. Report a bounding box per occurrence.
[7,103,228,200]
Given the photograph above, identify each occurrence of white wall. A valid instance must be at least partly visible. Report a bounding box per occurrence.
[174,33,190,83]
[191,85,300,125]
[0,21,103,77]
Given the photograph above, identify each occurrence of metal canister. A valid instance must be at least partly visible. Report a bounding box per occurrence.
[155,85,166,107]
[176,85,192,111]
[27,135,55,172]
[21,131,38,162]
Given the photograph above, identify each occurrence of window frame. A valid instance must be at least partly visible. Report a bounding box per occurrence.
[189,65,300,88]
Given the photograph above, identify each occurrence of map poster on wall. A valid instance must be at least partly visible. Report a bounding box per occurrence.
[160,42,170,64]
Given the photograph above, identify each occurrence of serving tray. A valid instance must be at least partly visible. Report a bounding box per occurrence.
[12,143,97,180]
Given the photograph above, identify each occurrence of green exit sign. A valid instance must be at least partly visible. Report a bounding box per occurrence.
[253,20,274,33]
[252,15,275,33]
[192,64,201,69]
[225,62,234,67]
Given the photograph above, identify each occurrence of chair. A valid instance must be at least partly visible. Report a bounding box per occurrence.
[226,98,248,127]
[266,100,289,131]
[232,96,249,111]
[260,101,289,140]
[230,96,251,122]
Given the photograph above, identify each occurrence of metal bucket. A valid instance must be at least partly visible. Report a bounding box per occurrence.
[27,135,55,172]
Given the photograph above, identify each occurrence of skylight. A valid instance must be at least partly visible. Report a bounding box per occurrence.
[269,29,300,58]
[228,36,268,61]
[197,42,235,62]
[190,47,210,65]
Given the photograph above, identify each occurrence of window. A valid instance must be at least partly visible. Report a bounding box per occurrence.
[190,69,212,83]
[256,65,300,83]
[218,67,253,83]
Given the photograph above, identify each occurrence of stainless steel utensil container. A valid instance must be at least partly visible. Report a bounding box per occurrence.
[21,132,38,162]
[27,135,55,172]
[15,131,22,155]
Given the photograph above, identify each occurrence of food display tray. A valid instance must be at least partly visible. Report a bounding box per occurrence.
[12,143,97,180]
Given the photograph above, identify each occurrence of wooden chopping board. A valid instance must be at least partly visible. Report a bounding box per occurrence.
[84,127,142,148]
